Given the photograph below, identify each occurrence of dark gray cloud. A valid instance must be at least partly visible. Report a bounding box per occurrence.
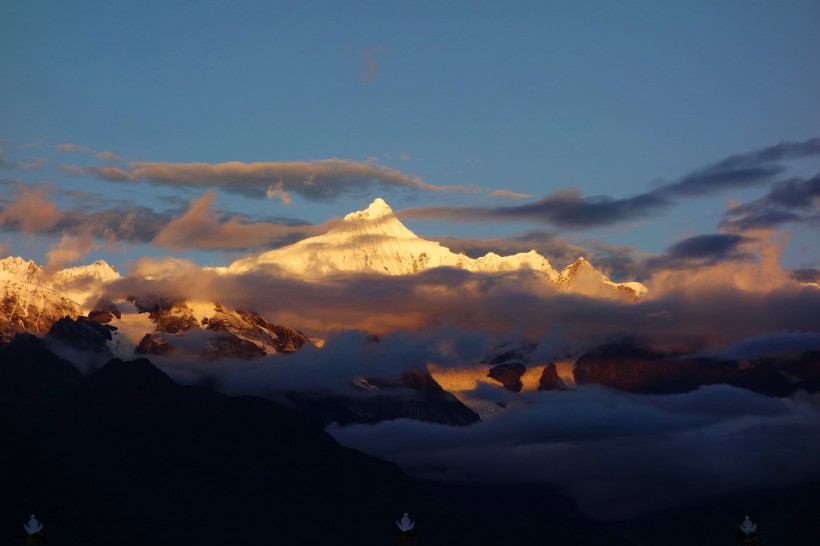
[643,233,753,272]
[720,173,820,231]
[66,158,479,201]
[401,138,820,228]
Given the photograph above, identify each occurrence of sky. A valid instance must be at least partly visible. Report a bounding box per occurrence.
[1,1,819,276]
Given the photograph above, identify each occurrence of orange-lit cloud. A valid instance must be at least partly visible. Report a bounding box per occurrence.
[488,189,532,199]
[0,186,62,233]
[45,230,98,272]
[152,191,337,251]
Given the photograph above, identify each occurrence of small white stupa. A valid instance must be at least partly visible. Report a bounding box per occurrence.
[396,512,415,532]
[739,516,757,535]
[23,514,44,536]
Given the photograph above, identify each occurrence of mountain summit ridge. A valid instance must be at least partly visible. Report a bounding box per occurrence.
[221,198,646,299]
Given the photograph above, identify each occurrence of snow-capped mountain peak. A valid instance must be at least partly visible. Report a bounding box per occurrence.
[343,197,395,222]
[217,198,645,299]
[0,256,45,284]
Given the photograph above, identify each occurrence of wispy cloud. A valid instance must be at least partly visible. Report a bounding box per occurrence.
[401,139,820,229]
[363,47,385,81]
[720,173,820,231]
[55,142,91,153]
[69,158,482,201]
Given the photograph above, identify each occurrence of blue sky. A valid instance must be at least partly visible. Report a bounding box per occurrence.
[1,1,819,275]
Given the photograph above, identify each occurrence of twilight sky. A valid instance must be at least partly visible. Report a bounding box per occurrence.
[1,1,819,275]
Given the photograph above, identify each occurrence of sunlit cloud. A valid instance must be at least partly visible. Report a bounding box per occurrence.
[152,191,336,250]
[0,185,62,233]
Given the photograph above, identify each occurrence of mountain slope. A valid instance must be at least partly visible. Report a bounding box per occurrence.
[223,198,561,279]
[220,198,644,298]
[0,257,120,341]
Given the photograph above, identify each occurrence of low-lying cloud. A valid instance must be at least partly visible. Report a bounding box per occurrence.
[328,384,820,520]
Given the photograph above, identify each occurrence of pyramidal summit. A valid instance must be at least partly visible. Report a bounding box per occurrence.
[219,198,647,300]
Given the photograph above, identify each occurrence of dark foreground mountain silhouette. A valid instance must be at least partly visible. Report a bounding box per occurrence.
[0,335,629,546]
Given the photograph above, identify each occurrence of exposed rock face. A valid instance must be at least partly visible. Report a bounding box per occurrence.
[88,298,121,323]
[202,305,308,355]
[0,256,120,341]
[554,257,646,302]
[46,316,115,354]
[573,343,820,396]
[123,300,308,360]
[484,343,538,366]
[0,281,80,342]
[538,362,569,391]
[488,362,527,392]
[136,333,174,356]
[150,301,200,334]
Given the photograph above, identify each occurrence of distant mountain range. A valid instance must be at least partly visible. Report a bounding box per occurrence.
[7,198,817,423]
[0,197,646,355]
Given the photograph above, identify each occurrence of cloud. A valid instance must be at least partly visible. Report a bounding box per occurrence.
[152,191,336,251]
[55,143,91,153]
[0,185,62,233]
[643,233,753,272]
[100,237,819,356]
[401,187,670,228]
[44,230,98,272]
[694,331,820,360]
[265,181,292,205]
[95,150,121,161]
[719,173,820,231]
[401,138,820,229]
[71,158,480,201]
[0,185,333,252]
[19,157,47,170]
[363,47,385,81]
[329,384,820,519]
[488,189,532,199]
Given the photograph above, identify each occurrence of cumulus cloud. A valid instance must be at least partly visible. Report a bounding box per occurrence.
[152,191,336,251]
[401,138,820,228]
[44,230,98,271]
[0,185,62,233]
[69,158,480,201]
